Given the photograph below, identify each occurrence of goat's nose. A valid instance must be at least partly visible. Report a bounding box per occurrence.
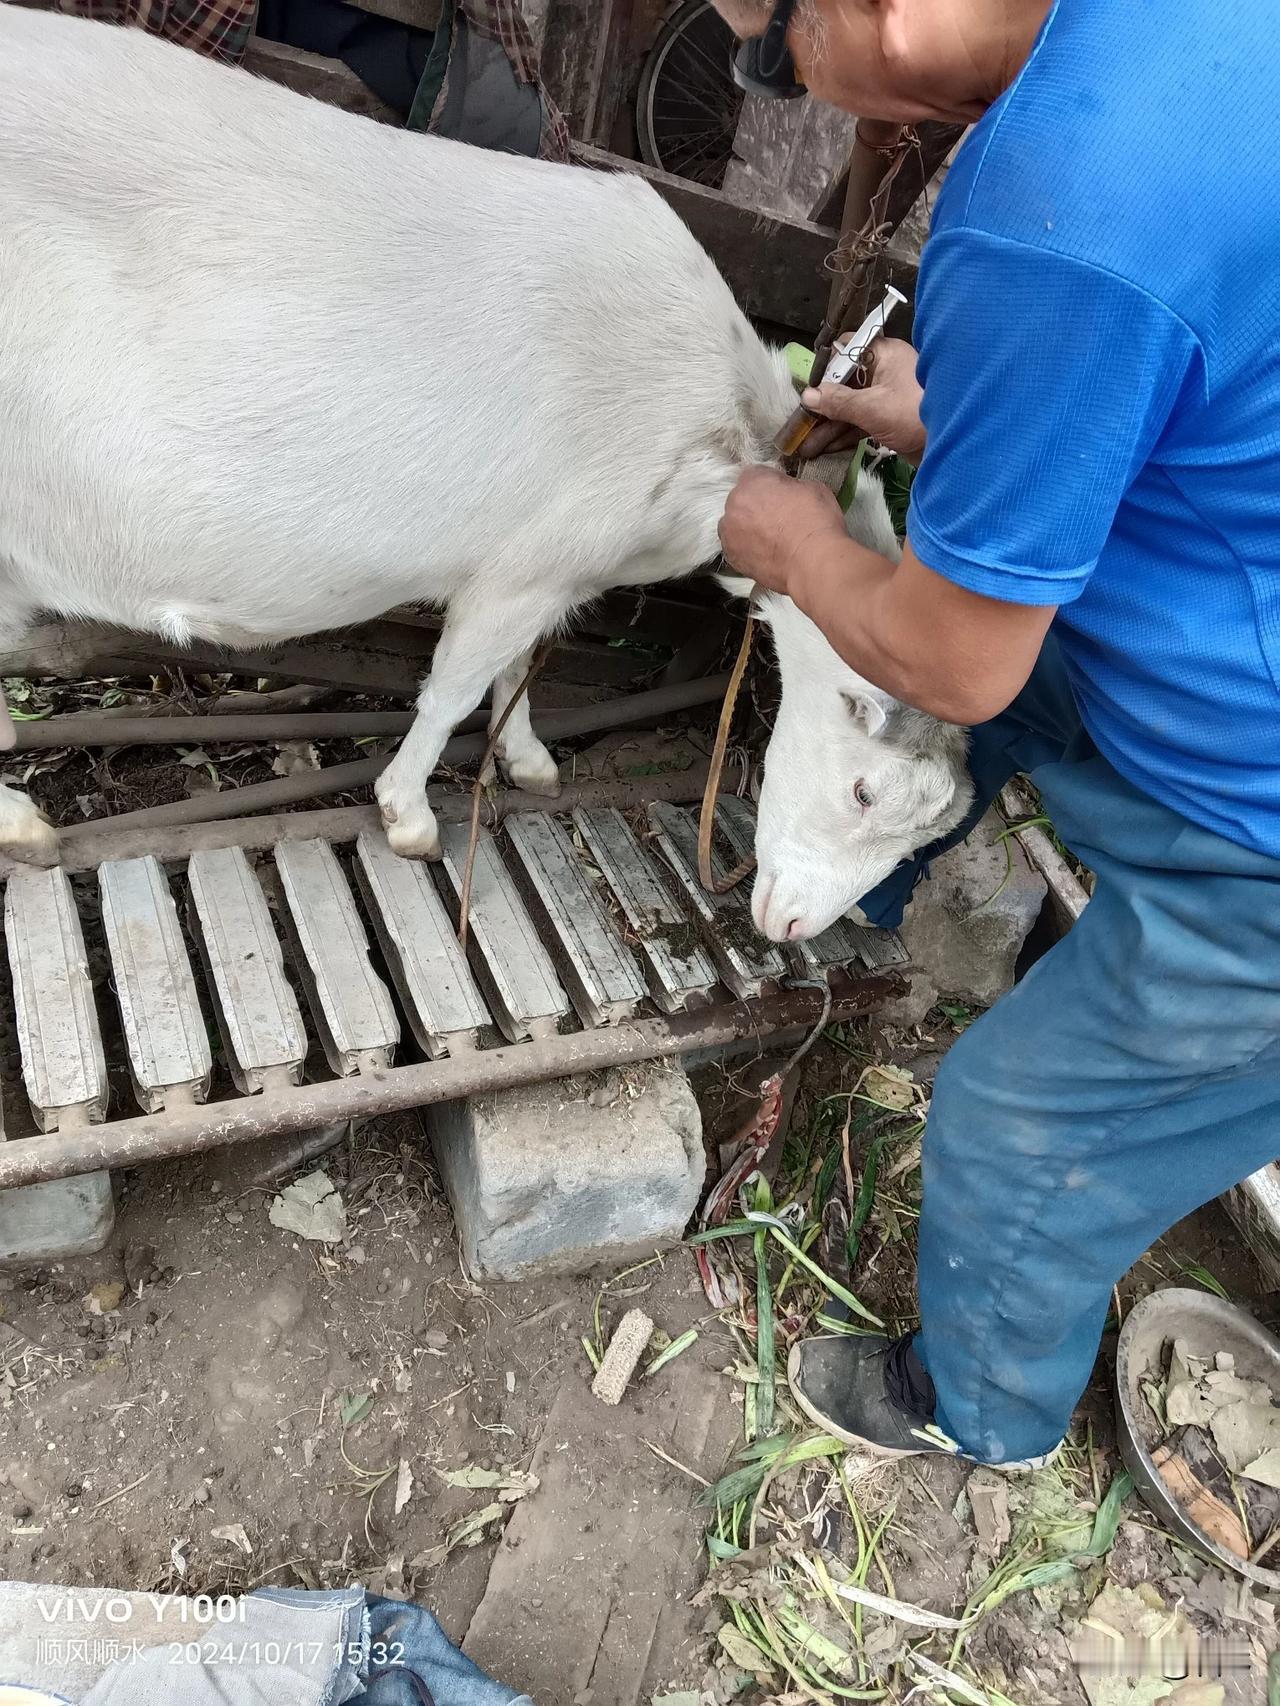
[785,916,810,941]
[751,874,775,934]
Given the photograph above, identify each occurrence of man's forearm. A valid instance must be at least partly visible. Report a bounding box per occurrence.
[785,534,1055,726]
[787,535,929,707]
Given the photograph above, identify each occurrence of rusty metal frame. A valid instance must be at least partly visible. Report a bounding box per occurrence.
[0,977,901,1190]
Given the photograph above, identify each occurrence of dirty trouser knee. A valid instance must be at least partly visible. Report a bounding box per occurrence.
[916,752,1280,1463]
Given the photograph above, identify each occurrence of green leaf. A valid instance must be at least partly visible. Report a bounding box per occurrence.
[698,1432,845,1509]
[881,454,916,537]
[340,1392,373,1428]
[754,1225,775,1438]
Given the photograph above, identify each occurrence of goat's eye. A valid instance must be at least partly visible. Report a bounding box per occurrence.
[855,780,873,809]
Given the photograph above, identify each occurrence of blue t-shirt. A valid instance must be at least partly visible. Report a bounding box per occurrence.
[909,0,1280,857]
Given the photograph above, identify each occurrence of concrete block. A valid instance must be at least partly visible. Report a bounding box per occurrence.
[899,807,1047,1008]
[426,1064,705,1281]
[0,1170,114,1264]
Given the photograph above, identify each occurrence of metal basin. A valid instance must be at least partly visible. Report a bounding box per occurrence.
[1114,1285,1280,1589]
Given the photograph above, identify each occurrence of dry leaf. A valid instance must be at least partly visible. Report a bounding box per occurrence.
[967,1469,1010,1555]
[435,1465,538,1502]
[211,1523,252,1555]
[268,1171,347,1243]
[1241,1445,1280,1489]
[272,741,321,777]
[716,1625,773,1679]
[409,1502,506,1569]
[859,1063,916,1110]
[394,1458,414,1516]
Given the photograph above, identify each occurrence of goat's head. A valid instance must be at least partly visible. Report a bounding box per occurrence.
[719,473,973,941]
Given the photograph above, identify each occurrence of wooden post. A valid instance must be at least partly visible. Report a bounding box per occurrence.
[813,119,964,349]
[538,0,647,149]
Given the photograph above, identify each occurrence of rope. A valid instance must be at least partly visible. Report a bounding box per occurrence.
[697,612,757,895]
[812,125,923,385]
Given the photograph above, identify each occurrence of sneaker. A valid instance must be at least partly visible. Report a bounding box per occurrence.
[787,1332,1060,1469]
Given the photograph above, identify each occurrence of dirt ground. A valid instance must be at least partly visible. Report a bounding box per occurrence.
[3,1003,1278,1704]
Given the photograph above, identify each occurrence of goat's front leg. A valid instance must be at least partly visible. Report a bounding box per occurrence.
[478,648,561,797]
[375,595,565,859]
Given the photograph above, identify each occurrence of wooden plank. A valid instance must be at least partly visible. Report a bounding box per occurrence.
[354,0,441,30]
[539,0,645,147]
[573,142,838,332]
[243,39,402,123]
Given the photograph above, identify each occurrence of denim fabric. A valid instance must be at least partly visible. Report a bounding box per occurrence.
[861,640,1280,1462]
[3,1584,521,1706]
[356,1598,529,1706]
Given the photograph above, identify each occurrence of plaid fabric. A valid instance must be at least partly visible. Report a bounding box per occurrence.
[54,0,568,156]
[56,0,256,62]
[457,0,566,160]
[460,0,569,160]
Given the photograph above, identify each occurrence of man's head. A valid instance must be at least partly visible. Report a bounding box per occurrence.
[716,0,1050,125]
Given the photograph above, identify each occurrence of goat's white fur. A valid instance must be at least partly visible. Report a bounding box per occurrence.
[0,7,969,936]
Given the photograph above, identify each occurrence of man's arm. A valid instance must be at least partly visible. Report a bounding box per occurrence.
[718,466,1054,724]
[722,232,1201,721]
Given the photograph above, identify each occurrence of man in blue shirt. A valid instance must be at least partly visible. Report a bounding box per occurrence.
[716,0,1280,1466]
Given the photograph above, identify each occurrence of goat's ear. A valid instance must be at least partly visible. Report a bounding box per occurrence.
[714,571,756,603]
[841,690,888,738]
[723,566,761,600]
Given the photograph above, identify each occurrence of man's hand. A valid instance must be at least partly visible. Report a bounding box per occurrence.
[718,465,848,595]
[798,337,927,464]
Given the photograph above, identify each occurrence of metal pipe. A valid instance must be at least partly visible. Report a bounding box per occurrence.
[32,767,712,874]
[57,674,730,840]
[0,979,901,1189]
[20,709,417,747]
[88,685,339,721]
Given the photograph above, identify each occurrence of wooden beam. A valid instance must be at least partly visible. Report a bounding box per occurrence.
[243,39,402,122]
[576,143,919,336]
[572,142,839,332]
[538,0,644,148]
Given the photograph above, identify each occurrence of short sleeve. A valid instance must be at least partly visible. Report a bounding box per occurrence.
[907,229,1202,606]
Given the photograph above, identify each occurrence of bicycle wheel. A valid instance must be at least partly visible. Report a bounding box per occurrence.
[635,0,743,187]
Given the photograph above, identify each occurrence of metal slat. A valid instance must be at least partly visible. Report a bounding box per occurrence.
[571,807,717,1013]
[187,847,308,1094]
[354,830,489,1057]
[4,867,107,1132]
[713,796,908,972]
[504,813,645,1028]
[646,803,786,1000]
[274,839,399,1075]
[437,824,570,1043]
[98,856,211,1112]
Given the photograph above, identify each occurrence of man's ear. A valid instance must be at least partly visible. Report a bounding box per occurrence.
[841,689,888,737]
[875,0,912,66]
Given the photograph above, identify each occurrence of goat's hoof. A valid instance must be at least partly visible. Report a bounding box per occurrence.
[382,804,442,861]
[0,808,60,869]
[478,758,498,789]
[505,749,562,798]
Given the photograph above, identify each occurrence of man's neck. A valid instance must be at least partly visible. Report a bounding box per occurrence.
[956,0,1054,116]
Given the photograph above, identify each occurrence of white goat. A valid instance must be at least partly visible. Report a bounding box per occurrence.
[0,5,970,940]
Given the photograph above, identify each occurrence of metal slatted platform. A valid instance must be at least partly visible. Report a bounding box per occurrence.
[0,795,908,1200]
